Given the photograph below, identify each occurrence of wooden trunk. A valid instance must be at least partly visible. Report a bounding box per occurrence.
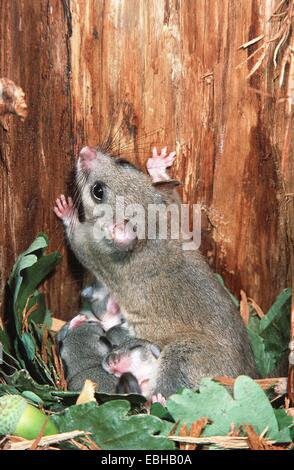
[0,0,292,320]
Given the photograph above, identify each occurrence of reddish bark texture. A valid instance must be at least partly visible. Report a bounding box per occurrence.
[0,0,292,320]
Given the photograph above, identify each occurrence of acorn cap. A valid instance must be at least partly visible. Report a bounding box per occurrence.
[0,394,58,439]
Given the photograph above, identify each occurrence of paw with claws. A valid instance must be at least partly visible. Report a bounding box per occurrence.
[145,393,167,411]
[150,393,167,406]
[147,147,176,183]
[54,195,78,226]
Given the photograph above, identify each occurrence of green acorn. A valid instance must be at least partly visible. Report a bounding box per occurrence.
[0,394,58,439]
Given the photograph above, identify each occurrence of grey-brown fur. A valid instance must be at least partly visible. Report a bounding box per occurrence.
[58,148,257,397]
[57,321,116,392]
[105,323,132,346]
[57,316,146,394]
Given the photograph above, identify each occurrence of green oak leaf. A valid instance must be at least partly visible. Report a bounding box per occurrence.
[21,332,35,361]
[247,288,291,376]
[258,288,291,351]
[246,328,277,377]
[167,376,292,442]
[8,233,60,336]
[0,370,59,406]
[53,400,175,450]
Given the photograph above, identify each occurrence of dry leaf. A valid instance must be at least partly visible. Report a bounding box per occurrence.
[178,418,208,450]
[188,417,208,450]
[245,425,286,450]
[169,434,249,449]
[50,341,67,391]
[41,326,49,365]
[0,78,28,130]
[228,423,241,437]
[215,375,287,392]
[240,290,250,325]
[76,379,97,405]
[70,439,89,450]
[178,423,189,450]
[51,317,66,332]
[81,435,101,450]
[168,420,180,437]
[190,417,208,436]
[9,431,87,451]
[248,297,265,318]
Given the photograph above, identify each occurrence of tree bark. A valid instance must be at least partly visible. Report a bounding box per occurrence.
[0,0,292,320]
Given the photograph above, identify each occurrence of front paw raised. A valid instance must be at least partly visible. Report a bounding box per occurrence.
[54,194,78,227]
[147,147,176,183]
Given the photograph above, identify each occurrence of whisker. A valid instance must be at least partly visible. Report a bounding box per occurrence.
[99,102,125,151]
[67,172,88,239]
[103,120,128,154]
[108,129,160,150]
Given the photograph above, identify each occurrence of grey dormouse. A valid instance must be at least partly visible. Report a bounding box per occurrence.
[57,314,154,396]
[56,315,116,392]
[54,146,257,397]
[103,338,161,399]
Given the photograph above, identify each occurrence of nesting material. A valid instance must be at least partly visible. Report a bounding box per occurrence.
[0,78,28,130]
[76,379,97,405]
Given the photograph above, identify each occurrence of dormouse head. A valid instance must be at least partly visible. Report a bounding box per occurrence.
[75,146,180,254]
[58,321,112,371]
[102,338,161,397]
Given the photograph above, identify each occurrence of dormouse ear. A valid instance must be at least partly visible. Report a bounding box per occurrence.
[152,179,182,190]
[56,324,70,346]
[81,286,94,299]
[150,344,161,359]
[99,336,112,354]
[114,157,141,172]
[152,179,182,203]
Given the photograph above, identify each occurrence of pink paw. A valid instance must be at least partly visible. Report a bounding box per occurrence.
[69,314,89,330]
[147,147,176,183]
[105,357,122,377]
[106,296,121,317]
[103,353,132,377]
[100,297,122,331]
[54,195,77,226]
[145,393,167,410]
[151,393,167,406]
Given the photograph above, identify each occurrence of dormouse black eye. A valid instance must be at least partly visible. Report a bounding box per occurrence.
[91,182,104,202]
[128,344,142,352]
[100,336,112,349]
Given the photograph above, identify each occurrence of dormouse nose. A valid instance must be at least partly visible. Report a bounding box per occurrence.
[78,146,97,171]
[79,146,97,162]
